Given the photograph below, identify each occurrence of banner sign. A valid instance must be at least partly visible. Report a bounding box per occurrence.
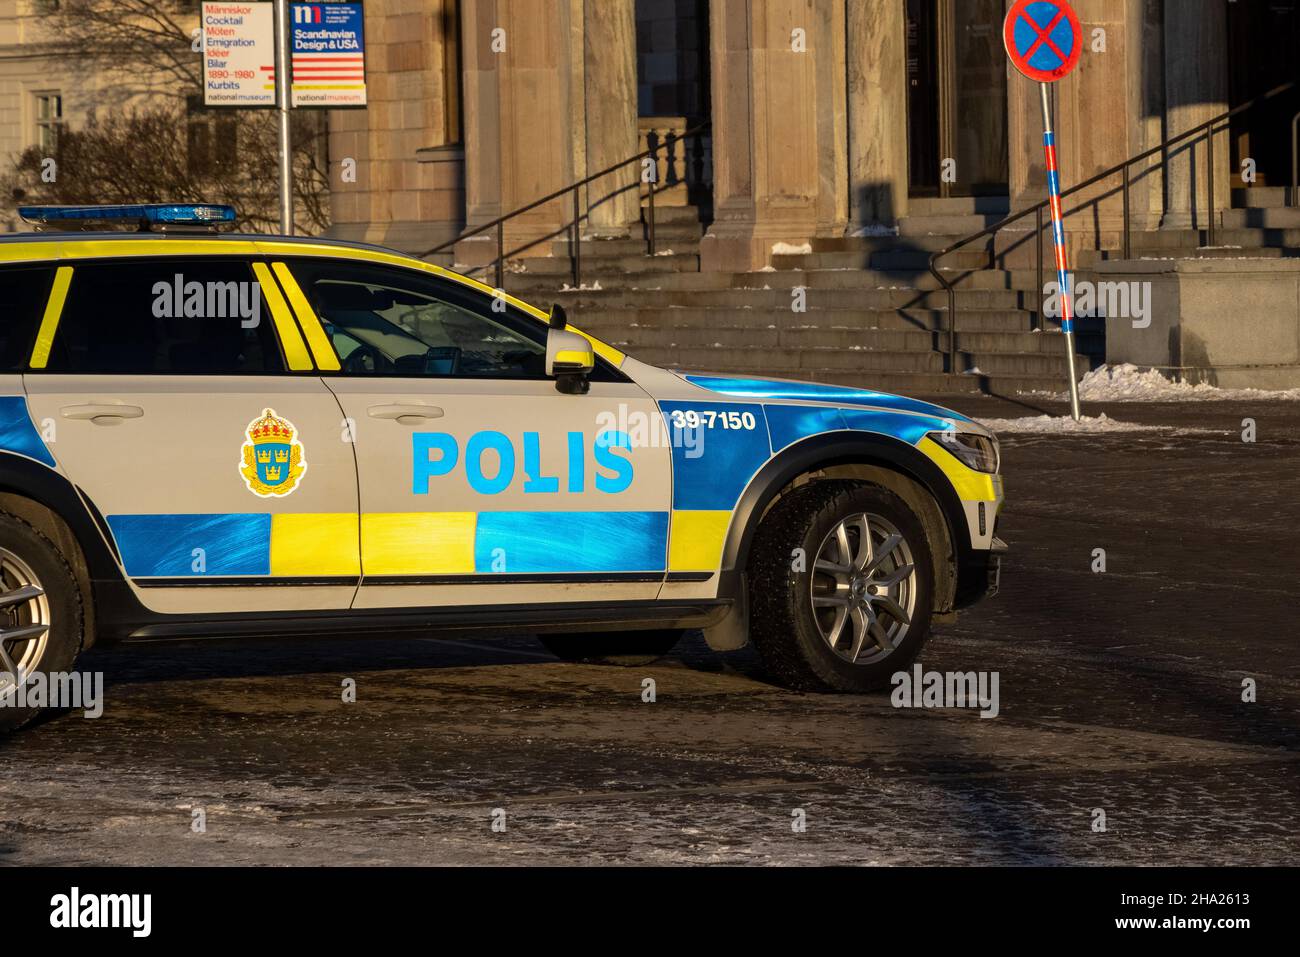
[290,2,368,108]
[201,1,276,107]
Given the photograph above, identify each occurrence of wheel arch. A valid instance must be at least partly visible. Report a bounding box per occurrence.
[0,454,124,649]
[721,431,971,614]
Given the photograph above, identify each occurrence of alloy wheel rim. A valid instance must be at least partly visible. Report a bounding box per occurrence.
[0,547,51,699]
[810,512,917,665]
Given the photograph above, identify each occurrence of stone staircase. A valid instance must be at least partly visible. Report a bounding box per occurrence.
[464,190,1297,397]
[504,204,705,282]
[1070,187,1300,267]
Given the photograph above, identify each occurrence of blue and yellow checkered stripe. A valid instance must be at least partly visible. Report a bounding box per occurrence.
[107,513,360,578]
[657,401,773,574]
[103,399,1002,581]
[107,511,673,578]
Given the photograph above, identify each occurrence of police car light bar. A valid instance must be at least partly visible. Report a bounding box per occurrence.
[17,203,237,232]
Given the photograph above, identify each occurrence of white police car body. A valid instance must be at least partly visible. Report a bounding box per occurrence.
[0,205,1004,728]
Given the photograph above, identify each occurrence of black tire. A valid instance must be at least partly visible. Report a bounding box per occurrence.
[747,481,934,692]
[538,628,684,666]
[0,513,86,733]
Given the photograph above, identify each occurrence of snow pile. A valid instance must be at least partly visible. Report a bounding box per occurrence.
[976,413,1164,434]
[1035,363,1300,402]
[771,241,813,256]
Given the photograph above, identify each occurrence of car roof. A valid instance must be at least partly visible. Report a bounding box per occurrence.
[0,230,427,260]
[0,230,499,298]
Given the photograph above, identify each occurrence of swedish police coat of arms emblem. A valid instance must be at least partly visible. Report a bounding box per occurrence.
[240,408,307,497]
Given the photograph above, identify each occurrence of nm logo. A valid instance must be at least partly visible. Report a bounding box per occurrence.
[293,4,322,24]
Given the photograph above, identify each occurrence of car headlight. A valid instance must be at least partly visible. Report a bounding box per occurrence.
[929,429,999,473]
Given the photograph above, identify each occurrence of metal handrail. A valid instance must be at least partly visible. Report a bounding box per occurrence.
[928,80,1298,375]
[424,120,711,290]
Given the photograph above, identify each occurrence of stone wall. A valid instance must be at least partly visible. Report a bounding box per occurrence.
[1099,258,1300,388]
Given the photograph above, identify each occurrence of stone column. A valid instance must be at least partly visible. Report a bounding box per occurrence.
[1161,0,1229,229]
[1130,0,1166,232]
[582,0,639,237]
[812,0,849,238]
[460,0,503,237]
[701,0,842,272]
[563,0,587,216]
[457,0,577,266]
[846,0,908,229]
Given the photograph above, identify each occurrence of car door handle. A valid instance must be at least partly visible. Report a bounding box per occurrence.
[60,403,145,421]
[367,404,445,422]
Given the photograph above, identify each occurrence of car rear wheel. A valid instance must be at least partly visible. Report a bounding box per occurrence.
[747,481,933,692]
[0,514,85,732]
[538,629,684,667]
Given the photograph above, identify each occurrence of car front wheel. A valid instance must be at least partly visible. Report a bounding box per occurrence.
[747,481,934,692]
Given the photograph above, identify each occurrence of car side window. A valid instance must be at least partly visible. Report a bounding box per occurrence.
[40,258,285,375]
[286,259,549,379]
[0,266,56,371]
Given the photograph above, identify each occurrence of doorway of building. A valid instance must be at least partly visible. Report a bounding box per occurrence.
[1227,0,1299,190]
[906,0,1009,198]
[634,0,712,215]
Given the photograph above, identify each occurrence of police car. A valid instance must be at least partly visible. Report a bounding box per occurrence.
[0,203,1004,729]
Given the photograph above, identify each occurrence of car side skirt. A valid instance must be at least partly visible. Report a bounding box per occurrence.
[90,577,731,643]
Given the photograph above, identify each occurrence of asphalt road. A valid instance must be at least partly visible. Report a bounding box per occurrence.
[2,395,1297,865]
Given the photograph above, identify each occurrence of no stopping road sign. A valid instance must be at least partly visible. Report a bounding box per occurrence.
[1003,0,1082,83]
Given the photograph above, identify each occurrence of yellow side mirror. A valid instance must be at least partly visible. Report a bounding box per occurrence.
[546,326,595,393]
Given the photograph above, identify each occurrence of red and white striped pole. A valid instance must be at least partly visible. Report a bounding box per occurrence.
[1039,82,1082,421]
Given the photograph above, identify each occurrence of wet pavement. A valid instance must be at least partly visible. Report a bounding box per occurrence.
[1,395,1297,865]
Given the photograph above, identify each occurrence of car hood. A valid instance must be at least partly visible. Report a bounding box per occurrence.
[672,372,981,430]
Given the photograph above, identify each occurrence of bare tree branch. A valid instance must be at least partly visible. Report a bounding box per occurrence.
[2,105,331,235]
[5,1,332,234]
